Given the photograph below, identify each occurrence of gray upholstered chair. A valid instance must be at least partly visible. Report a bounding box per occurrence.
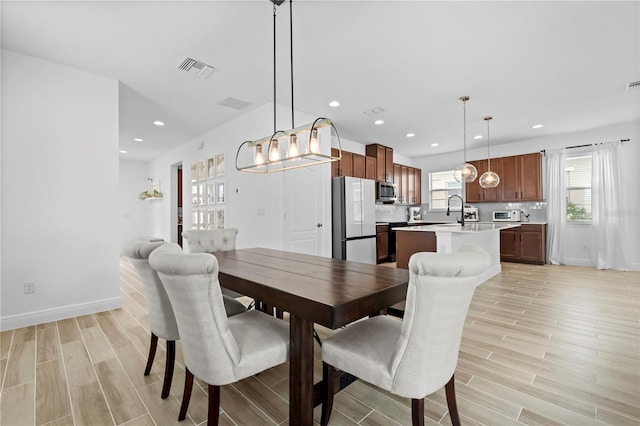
[321,245,491,426]
[123,238,246,400]
[181,228,245,300]
[148,243,290,425]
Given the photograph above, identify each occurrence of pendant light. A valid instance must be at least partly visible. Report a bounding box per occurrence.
[454,96,478,183]
[235,0,342,174]
[479,116,500,188]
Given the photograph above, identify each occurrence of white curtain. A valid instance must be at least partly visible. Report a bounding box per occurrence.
[545,148,567,264]
[590,141,629,270]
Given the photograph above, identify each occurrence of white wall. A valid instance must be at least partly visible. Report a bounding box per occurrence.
[119,160,154,248]
[414,121,640,269]
[1,50,121,330]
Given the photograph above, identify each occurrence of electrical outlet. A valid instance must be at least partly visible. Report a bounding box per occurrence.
[24,282,35,294]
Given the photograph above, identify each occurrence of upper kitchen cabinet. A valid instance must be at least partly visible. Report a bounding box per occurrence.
[352,153,366,178]
[331,148,353,177]
[365,144,393,182]
[393,163,422,205]
[464,153,541,203]
[500,153,542,202]
[331,149,377,180]
[465,159,500,203]
[365,156,377,180]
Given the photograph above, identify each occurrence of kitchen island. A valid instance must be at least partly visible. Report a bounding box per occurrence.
[394,222,521,283]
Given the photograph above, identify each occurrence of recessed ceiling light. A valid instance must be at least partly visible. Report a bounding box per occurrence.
[430,143,439,147]
[153,120,165,126]
[119,150,128,154]
[473,135,483,140]
[374,119,384,125]
[532,124,543,129]
[133,138,144,142]
[406,133,415,138]
[329,100,340,107]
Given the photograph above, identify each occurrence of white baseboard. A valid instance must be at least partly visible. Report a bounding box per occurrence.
[0,297,122,331]
[562,257,594,267]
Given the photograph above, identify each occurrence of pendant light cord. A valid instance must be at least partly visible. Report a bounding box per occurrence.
[486,117,491,170]
[273,3,277,133]
[289,0,295,129]
[460,96,469,162]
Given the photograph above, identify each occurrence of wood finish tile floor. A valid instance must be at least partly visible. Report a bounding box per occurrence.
[1,259,638,425]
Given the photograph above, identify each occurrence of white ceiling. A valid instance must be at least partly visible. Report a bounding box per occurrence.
[2,1,638,162]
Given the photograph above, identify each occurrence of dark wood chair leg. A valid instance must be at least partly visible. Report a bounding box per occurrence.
[144,333,158,376]
[161,340,176,399]
[179,367,194,421]
[320,362,336,426]
[208,384,220,426]
[411,398,425,426]
[445,374,461,426]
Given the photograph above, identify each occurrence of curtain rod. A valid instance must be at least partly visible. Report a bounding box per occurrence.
[540,139,629,155]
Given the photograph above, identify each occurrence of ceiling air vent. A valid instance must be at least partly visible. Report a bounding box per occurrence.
[219,97,252,110]
[363,107,385,115]
[176,57,216,79]
[625,80,640,91]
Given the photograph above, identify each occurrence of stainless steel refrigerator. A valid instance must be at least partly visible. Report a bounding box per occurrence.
[332,176,377,264]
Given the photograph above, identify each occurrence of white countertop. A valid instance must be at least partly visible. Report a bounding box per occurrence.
[395,222,522,233]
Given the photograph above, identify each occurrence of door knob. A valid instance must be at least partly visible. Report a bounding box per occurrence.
[316,223,323,228]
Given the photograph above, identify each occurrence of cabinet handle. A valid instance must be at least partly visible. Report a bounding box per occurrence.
[515,192,518,199]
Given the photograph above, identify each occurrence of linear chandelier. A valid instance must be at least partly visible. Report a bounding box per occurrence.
[235,0,342,174]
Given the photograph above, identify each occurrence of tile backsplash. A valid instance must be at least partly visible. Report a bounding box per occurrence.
[375,201,547,223]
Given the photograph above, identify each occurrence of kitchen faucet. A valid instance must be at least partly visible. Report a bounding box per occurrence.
[446,195,465,226]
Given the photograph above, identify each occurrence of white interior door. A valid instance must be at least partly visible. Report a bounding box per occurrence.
[283,166,326,256]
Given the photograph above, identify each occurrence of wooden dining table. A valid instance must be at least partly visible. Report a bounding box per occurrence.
[214,248,410,426]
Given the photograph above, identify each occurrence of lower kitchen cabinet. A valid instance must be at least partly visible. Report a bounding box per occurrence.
[376,224,389,263]
[395,230,436,269]
[500,223,546,265]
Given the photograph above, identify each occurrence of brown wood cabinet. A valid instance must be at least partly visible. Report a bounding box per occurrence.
[499,153,542,202]
[465,153,541,203]
[330,149,353,177]
[413,169,422,204]
[376,224,389,263]
[393,163,422,205]
[365,156,377,180]
[500,223,546,265]
[395,230,436,269]
[352,153,366,178]
[331,149,378,181]
[365,144,394,182]
[465,159,500,203]
[393,163,402,195]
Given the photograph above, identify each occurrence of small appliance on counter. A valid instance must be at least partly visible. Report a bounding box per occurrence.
[463,206,479,222]
[493,210,521,222]
[409,207,421,222]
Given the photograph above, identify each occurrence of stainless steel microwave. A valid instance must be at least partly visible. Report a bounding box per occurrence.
[377,181,397,202]
[493,210,521,222]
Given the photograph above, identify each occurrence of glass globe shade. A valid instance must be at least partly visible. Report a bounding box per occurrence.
[454,162,478,183]
[479,170,500,188]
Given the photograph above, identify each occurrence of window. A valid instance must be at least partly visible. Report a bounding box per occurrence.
[565,154,592,222]
[429,170,461,210]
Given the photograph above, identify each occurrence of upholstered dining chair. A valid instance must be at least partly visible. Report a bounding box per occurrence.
[123,238,246,400]
[148,243,290,425]
[321,245,491,426]
[181,228,245,300]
